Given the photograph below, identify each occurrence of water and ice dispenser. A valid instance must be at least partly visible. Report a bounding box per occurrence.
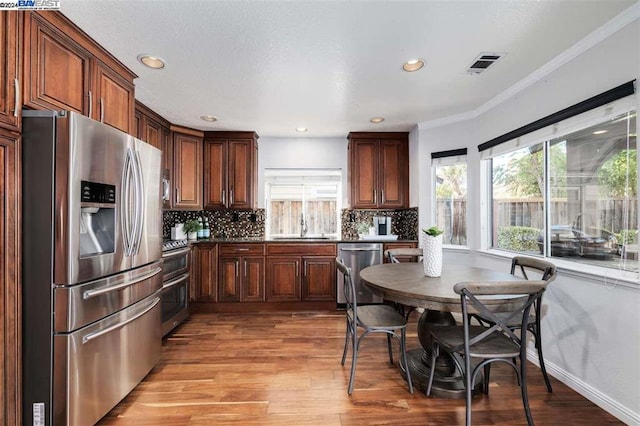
[79,180,115,257]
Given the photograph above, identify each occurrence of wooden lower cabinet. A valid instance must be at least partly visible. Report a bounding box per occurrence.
[301,257,336,301]
[219,256,265,302]
[193,242,337,308]
[0,129,20,425]
[192,244,217,302]
[265,257,301,302]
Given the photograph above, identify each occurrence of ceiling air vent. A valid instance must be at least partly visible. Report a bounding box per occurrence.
[467,52,506,74]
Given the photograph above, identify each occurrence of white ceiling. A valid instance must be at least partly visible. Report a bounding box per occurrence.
[60,1,636,138]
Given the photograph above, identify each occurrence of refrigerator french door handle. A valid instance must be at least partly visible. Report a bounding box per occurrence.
[81,297,160,344]
[121,149,133,257]
[130,150,145,255]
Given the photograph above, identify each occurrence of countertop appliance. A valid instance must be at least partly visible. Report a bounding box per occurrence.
[22,111,163,426]
[161,240,191,336]
[373,216,392,235]
[337,242,383,305]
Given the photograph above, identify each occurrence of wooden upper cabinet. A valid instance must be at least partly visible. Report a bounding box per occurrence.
[144,118,162,150]
[134,101,166,149]
[228,140,254,209]
[378,139,406,208]
[350,139,378,208]
[23,12,136,132]
[348,132,409,209]
[203,139,226,209]
[93,60,134,133]
[203,131,258,210]
[23,12,91,114]
[0,12,21,132]
[173,130,203,210]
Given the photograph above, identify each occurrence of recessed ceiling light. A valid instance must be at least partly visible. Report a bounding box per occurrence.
[296,127,308,132]
[402,59,425,72]
[592,130,608,135]
[137,54,166,69]
[370,117,385,123]
[200,115,218,122]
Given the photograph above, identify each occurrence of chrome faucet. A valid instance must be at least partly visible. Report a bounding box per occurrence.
[300,213,308,237]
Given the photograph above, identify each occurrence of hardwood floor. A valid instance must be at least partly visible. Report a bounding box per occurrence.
[98,311,621,425]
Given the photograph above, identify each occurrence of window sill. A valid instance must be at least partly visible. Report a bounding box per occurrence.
[476,248,640,290]
[444,245,470,252]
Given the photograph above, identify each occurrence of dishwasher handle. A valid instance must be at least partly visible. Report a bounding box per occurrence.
[339,247,381,252]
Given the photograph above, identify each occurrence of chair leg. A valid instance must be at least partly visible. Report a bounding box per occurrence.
[400,328,413,394]
[341,318,351,366]
[519,352,534,426]
[483,363,491,395]
[347,330,360,395]
[425,343,439,396]
[387,333,394,364]
[465,355,472,426]
[534,325,553,393]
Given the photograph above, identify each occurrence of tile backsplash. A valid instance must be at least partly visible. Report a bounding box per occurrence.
[164,207,418,240]
[341,208,418,240]
[163,209,265,239]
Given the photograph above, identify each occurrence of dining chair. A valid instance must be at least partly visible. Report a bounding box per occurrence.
[384,248,423,263]
[470,256,557,392]
[384,248,423,319]
[336,257,413,395]
[426,280,549,426]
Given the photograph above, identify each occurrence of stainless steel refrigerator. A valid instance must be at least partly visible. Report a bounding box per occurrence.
[22,111,163,426]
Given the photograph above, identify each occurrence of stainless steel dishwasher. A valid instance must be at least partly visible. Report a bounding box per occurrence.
[337,242,383,306]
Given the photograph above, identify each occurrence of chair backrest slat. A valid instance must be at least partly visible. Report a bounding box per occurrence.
[457,282,546,350]
[336,257,358,315]
[385,248,423,263]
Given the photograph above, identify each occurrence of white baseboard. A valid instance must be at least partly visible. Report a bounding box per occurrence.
[527,349,640,425]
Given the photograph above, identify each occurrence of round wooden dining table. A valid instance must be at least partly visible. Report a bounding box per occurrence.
[359,262,525,398]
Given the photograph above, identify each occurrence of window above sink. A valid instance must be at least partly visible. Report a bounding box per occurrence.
[265,169,342,239]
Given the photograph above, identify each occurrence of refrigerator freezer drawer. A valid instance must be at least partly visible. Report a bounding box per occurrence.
[52,294,162,426]
[54,261,162,332]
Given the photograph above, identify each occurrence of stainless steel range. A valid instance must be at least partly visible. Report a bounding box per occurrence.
[22,111,163,426]
[161,240,191,336]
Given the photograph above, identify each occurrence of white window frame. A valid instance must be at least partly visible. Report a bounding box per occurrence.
[264,168,342,238]
[480,95,639,284]
[431,154,468,248]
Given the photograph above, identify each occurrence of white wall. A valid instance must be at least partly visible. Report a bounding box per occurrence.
[257,136,349,207]
[418,18,640,424]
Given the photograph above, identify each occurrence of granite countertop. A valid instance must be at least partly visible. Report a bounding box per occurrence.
[190,237,417,244]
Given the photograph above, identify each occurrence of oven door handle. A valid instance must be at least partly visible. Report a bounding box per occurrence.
[162,247,192,258]
[162,273,190,291]
[82,297,160,344]
[83,267,162,299]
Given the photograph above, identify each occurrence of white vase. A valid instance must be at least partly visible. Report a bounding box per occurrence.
[187,231,198,240]
[422,233,443,277]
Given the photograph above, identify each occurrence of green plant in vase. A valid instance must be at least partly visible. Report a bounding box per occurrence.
[422,226,443,277]
[183,219,202,240]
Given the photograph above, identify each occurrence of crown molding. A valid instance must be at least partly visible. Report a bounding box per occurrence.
[418,3,640,132]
